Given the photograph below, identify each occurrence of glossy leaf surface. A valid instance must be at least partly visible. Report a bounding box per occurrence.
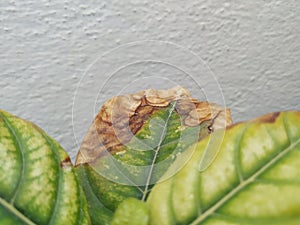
[76,87,231,224]
[0,110,90,225]
[147,111,300,225]
[111,198,149,225]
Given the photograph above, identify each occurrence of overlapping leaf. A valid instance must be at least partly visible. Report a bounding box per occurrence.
[75,87,231,225]
[147,111,300,225]
[0,110,90,225]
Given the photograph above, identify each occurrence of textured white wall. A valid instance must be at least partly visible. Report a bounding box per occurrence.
[1,0,299,160]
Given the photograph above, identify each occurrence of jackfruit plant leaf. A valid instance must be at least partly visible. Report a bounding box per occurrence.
[0,110,90,225]
[75,86,232,225]
[147,111,300,225]
[111,198,149,225]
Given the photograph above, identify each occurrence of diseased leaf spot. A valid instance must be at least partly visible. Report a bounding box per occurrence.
[76,86,232,165]
[253,112,280,124]
[75,87,232,224]
[60,157,72,169]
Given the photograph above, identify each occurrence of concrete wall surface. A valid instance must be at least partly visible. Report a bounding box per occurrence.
[1,0,299,159]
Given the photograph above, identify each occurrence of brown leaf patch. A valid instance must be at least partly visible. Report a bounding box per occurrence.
[75,86,232,165]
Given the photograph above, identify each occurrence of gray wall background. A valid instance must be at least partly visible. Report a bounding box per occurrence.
[1,0,299,160]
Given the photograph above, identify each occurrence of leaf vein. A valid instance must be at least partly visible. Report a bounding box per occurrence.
[0,196,36,225]
[190,126,300,224]
[39,132,63,225]
[0,113,25,204]
[141,103,176,201]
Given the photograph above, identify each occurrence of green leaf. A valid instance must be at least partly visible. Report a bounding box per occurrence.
[0,110,90,225]
[147,111,300,225]
[111,198,149,225]
[75,87,231,225]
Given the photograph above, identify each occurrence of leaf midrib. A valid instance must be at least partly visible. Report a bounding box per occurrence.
[190,129,300,224]
[141,103,176,201]
[0,196,36,225]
